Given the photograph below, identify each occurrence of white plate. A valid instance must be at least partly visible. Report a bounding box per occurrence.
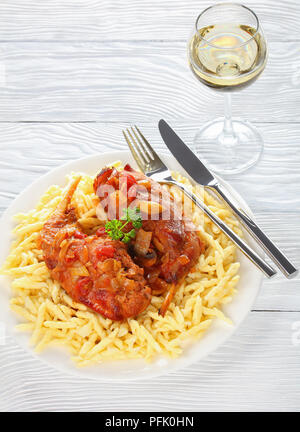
[0,150,263,381]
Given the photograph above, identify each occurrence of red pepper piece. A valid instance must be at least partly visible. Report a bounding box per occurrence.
[124,163,134,172]
[95,227,106,237]
[121,172,137,190]
[73,230,87,239]
[96,244,115,259]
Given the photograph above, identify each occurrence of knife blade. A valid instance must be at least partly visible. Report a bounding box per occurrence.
[158,119,298,279]
[158,119,216,187]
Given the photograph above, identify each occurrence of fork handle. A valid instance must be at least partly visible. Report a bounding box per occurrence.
[211,183,298,279]
[165,180,277,278]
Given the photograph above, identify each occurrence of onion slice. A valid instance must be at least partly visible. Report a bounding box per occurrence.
[134,229,152,257]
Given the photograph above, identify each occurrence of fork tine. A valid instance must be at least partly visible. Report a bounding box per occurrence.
[122,129,146,173]
[134,125,161,162]
[127,128,150,165]
[131,127,153,162]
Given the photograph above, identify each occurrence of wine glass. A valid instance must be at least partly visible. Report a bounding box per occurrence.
[187,3,268,175]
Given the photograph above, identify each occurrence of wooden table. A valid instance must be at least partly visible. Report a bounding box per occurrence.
[0,0,299,412]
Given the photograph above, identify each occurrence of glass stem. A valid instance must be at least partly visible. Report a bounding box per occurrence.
[219,92,237,148]
[223,93,234,137]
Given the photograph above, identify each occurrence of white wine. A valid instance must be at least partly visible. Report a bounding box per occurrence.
[188,23,267,91]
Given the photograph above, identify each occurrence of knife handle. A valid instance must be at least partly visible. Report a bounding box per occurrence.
[210,183,298,279]
[166,180,277,278]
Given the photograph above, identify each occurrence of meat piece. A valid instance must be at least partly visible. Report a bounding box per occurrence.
[142,218,203,284]
[38,177,151,321]
[94,165,205,315]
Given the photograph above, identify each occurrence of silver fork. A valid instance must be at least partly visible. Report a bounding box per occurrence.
[122,125,277,278]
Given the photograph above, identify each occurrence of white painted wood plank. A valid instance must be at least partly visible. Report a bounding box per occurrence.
[0,122,298,312]
[0,312,299,411]
[0,0,298,41]
[253,213,300,310]
[0,41,298,122]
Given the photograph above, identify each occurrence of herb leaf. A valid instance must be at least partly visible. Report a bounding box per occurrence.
[105,219,123,240]
[105,207,142,244]
[123,229,137,244]
[121,207,142,227]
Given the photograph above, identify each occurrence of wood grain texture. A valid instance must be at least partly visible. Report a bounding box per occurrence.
[0,0,298,41]
[0,41,299,122]
[0,0,299,413]
[0,312,299,411]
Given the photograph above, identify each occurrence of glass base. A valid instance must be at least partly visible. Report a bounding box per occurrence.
[194,117,264,176]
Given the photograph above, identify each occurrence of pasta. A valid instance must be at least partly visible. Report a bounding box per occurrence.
[1,163,242,366]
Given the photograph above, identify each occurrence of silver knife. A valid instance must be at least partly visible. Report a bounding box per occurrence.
[158,119,298,279]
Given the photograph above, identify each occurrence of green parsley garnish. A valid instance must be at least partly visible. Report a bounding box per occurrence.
[105,207,142,244]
